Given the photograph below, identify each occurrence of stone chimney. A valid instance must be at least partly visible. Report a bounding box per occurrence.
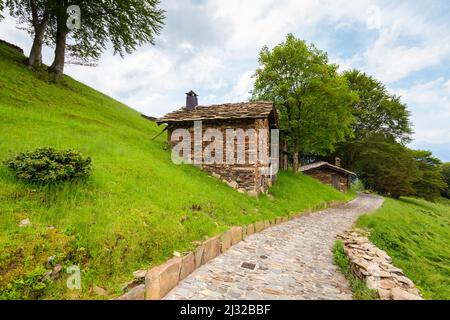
[186,90,198,110]
[335,157,341,167]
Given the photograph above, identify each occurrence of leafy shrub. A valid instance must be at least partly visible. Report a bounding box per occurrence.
[3,147,92,184]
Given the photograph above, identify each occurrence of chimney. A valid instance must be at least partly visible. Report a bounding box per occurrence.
[186,90,198,110]
[335,157,341,167]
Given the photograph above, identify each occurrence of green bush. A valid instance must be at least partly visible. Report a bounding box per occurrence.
[3,147,92,184]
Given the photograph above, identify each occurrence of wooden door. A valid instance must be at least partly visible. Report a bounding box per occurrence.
[332,174,340,191]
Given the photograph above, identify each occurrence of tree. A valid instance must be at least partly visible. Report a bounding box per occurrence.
[3,0,54,69]
[3,1,165,76]
[343,70,412,143]
[410,150,446,201]
[441,163,450,198]
[48,0,165,76]
[352,133,417,199]
[331,70,413,169]
[252,34,356,173]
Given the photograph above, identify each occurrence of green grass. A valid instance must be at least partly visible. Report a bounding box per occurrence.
[332,241,378,300]
[0,43,353,299]
[356,197,450,300]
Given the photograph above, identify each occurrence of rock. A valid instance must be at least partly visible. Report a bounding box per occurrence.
[254,221,264,232]
[133,269,147,279]
[92,285,108,296]
[221,230,232,253]
[377,288,392,300]
[179,252,195,281]
[19,218,31,227]
[145,257,182,300]
[379,278,397,290]
[51,264,62,279]
[391,287,423,300]
[226,180,239,189]
[201,236,220,264]
[242,226,247,239]
[212,173,221,179]
[194,244,205,268]
[173,251,182,258]
[366,276,379,290]
[122,280,141,292]
[115,284,145,300]
[246,224,255,236]
[230,227,242,245]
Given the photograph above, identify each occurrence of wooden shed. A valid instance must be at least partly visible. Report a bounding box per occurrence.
[156,99,278,195]
[300,160,356,192]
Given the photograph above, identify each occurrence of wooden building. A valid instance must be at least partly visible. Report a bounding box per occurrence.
[300,159,356,192]
[156,94,278,195]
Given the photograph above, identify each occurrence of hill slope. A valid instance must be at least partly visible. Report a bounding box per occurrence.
[357,197,450,300]
[0,43,352,299]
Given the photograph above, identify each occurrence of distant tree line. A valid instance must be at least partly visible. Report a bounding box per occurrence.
[252,34,447,201]
[0,0,165,77]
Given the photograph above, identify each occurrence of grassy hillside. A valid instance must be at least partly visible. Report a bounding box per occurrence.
[357,197,450,300]
[0,43,352,299]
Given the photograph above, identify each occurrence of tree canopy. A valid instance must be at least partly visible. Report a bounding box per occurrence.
[2,0,165,75]
[252,34,356,173]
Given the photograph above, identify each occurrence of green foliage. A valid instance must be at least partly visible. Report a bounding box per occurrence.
[343,70,412,144]
[357,197,450,300]
[252,34,356,170]
[351,133,417,198]
[410,150,446,201]
[3,147,92,185]
[440,163,450,198]
[0,266,49,300]
[332,241,378,300]
[0,43,353,299]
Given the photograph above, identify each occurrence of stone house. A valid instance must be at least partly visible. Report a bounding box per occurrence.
[156,93,279,195]
[300,159,356,192]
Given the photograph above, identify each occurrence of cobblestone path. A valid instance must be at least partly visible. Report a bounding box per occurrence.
[165,194,384,300]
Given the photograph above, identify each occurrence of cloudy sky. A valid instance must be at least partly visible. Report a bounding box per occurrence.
[1,0,450,161]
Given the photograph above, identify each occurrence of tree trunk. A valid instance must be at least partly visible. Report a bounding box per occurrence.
[282,139,288,171]
[293,138,300,174]
[49,3,67,77]
[28,23,47,69]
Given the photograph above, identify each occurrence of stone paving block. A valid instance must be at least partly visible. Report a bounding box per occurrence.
[194,244,205,268]
[246,223,255,236]
[145,257,181,300]
[180,252,195,281]
[254,221,264,232]
[230,227,243,245]
[221,230,232,253]
[201,236,221,264]
[116,284,145,300]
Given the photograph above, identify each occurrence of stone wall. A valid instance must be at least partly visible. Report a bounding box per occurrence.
[167,118,273,194]
[303,168,349,192]
[338,230,423,300]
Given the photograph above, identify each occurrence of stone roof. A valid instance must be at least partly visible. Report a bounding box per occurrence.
[156,102,276,124]
[300,161,356,176]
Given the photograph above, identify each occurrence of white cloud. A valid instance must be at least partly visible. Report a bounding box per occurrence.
[392,78,450,144]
